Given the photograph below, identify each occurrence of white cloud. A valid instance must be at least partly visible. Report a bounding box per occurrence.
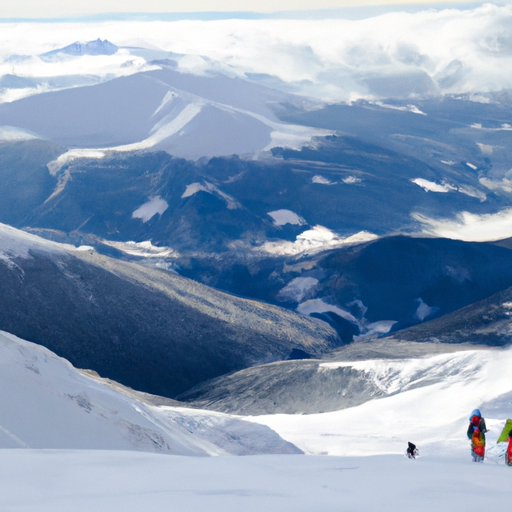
[0,1,483,18]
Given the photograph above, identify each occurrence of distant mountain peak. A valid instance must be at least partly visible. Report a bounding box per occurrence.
[41,39,118,59]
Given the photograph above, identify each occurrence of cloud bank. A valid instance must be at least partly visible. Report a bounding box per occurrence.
[0,4,511,102]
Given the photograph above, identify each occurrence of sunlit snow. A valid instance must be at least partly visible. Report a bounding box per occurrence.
[0,330,297,456]
[0,125,37,141]
[47,149,106,175]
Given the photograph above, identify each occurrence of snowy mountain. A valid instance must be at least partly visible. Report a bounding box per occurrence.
[41,39,119,60]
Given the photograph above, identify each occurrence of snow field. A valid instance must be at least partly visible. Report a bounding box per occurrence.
[0,450,510,512]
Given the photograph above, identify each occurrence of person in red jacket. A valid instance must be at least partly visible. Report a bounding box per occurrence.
[467,409,488,462]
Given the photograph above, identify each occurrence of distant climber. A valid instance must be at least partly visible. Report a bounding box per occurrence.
[467,409,488,462]
[496,419,512,466]
[406,441,418,459]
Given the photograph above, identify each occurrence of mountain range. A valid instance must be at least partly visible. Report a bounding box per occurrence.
[1,19,512,509]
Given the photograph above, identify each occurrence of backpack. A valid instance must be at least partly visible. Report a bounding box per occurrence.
[472,429,485,457]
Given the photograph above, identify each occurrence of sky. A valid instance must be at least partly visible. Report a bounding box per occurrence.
[0,0,485,18]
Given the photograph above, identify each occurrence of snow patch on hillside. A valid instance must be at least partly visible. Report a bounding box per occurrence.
[260,226,377,256]
[47,149,105,175]
[101,240,176,258]
[0,222,65,261]
[132,196,169,222]
[277,277,319,303]
[182,181,240,209]
[297,299,359,326]
[267,209,306,226]
[375,102,427,115]
[112,102,203,152]
[411,178,486,201]
[152,90,177,117]
[312,175,336,185]
[415,298,438,321]
[45,102,203,172]
[412,178,453,193]
[342,176,362,184]
[363,320,398,337]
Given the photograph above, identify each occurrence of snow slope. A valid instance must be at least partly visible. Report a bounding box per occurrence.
[0,330,299,455]
[250,346,512,459]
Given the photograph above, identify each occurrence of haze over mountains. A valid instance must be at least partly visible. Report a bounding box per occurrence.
[1,5,512,509]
